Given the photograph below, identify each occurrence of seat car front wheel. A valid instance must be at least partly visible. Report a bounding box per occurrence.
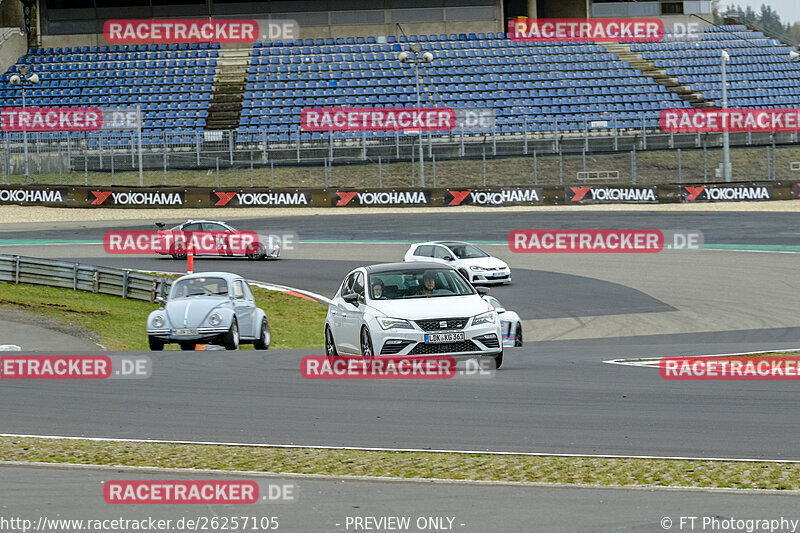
[325,325,338,360]
[360,326,374,358]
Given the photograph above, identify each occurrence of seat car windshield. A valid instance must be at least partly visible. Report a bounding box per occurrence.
[446,244,489,259]
[369,269,475,300]
[171,277,229,298]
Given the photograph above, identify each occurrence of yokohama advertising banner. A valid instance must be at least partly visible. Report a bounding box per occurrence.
[87,189,186,207]
[445,188,544,206]
[212,190,312,207]
[681,185,773,202]
[566,186,659,203]
[0,187,69,205]
[331,189,431,207]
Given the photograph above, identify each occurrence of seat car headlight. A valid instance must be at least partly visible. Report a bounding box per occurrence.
[209,313,223,326]
[469,266,484,271]
[377,317,415,330]
[472,310,496,326]
[151,315,164,328]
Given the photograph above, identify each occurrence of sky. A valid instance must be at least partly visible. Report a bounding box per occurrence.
[724,0,799,26]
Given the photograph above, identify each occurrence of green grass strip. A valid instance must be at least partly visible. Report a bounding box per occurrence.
[1,437,799,490]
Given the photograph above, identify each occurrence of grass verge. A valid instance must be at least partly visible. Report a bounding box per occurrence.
[1,436,798,490]
[0,282,326,350]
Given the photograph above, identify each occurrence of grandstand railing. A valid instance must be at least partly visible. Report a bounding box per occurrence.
[0,115,795,185]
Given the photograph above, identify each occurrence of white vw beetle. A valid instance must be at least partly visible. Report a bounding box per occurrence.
[147,272,270,351]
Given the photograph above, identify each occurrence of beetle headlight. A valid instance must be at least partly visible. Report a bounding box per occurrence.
[151,315,164,328]
[472,310,496,326]
[377,317,414,330]
[209,313,223,326]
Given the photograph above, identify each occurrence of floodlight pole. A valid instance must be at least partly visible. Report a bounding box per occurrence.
[721,50,732,182]
[413,60,424,186]
[21,84,28,181]
[399,45,432,187]
[13,68,39,182]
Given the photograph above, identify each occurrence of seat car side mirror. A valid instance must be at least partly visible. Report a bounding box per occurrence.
[343,293,360,305]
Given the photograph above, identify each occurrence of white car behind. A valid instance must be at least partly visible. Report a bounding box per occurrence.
[483,296,523,347]
[403,241,511,284]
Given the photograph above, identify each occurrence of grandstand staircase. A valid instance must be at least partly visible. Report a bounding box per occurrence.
[604,43,716,108]
[205,47,251,130]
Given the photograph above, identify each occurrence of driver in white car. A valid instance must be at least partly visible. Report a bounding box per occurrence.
[419,271,437,296]
[371,279,385,299]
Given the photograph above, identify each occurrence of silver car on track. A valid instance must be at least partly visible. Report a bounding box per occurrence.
[146,272,270,351]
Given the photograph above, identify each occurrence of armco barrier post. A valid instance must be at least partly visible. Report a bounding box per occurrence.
[533,149,537,185]
[250,151,254,187]
[678,149,682,184]
[122,270,129,299]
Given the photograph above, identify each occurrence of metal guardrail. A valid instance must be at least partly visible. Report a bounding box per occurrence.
[0,254,172,303]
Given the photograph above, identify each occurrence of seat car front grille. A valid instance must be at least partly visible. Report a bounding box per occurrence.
[408,340,479,355]
[414,318,469,331]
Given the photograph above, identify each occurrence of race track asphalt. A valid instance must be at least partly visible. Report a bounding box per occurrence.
[3,465,798,533]
[2,210,800,459]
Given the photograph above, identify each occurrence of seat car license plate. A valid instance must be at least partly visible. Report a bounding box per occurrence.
[425,332,465,343]
[172,328,198,335]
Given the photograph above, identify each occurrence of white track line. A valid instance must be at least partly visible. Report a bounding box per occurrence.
[604,348,800,368]
[2,433,798,464]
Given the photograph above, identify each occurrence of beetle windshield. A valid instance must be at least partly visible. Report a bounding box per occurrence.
[171,277,229,298]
